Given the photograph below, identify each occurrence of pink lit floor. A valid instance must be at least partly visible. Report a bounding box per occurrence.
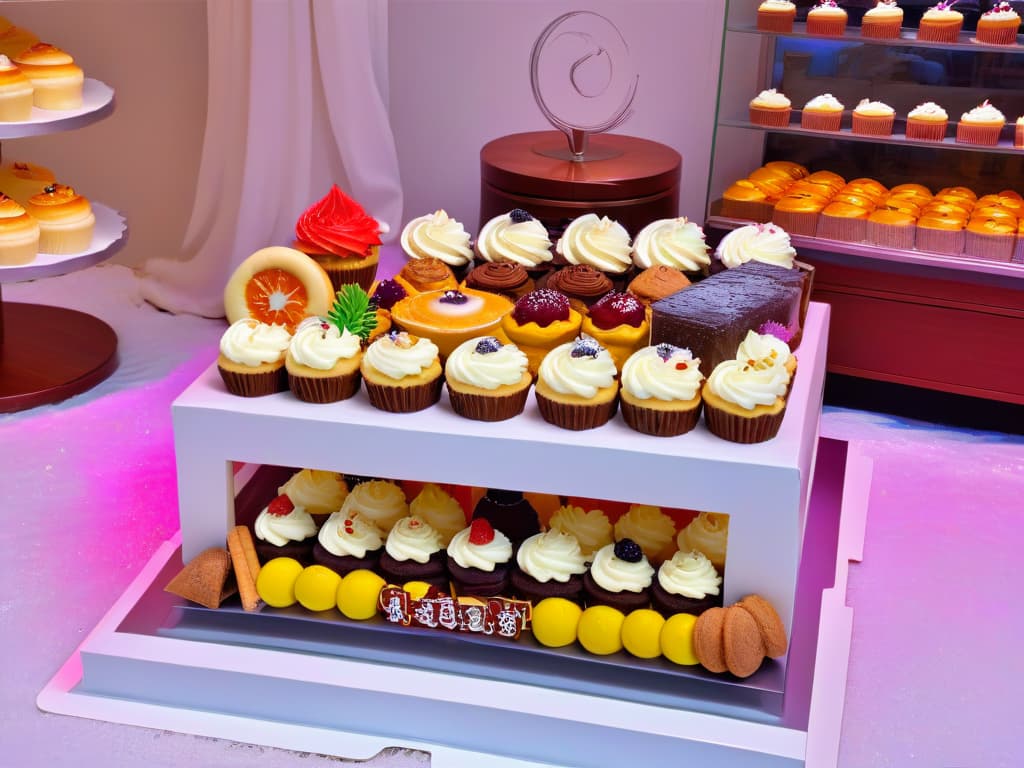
[2,265,1022,767]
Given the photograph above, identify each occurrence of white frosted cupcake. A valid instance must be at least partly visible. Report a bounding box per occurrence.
[510,529,589,603]
[749,88,792,127]
[286,317,363,403]
[651,550,723,616]
[702,356,789,443]
[906,101,948,142]
[400,209,473,277]
[556,213,633,275]
[535,335,619,430]
[630,216,710,275]
[737,328,797,393]
[252,494,318,563]
[619,344,705,437]
[339,479,408,533]
[217,318,291,397]
[714,222,797,270]
[360,330,443,412]
[475,208,553,273]
[378,515,448,589]
[444,335,532,421]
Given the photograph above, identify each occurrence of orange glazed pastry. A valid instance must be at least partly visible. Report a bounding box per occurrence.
[806,0,848,36]
[851,99,895,136]
[25,183,94,254]
[817,201,871,242]
[501,289,583,378]
[13,44,82,110]
[757,0,797,33]
[0,55,32,121]
[294,185,383,291]
[880,197,922,218]
[937,186,977,202]
[975,3,1021,46]
[956,101,1005,146]
[393,256,458,295]
[964,218,1016,261]
[906,102,949,142]
[762,160,808,180]
[844,177,888,202]
[917,2,963,43]
[832,191,879,210]
[866,209,916,249]
[0,193,40,265]
[0,160,54,206]
[389,287,514,360]
[0,26,39,59]
[804,170,846,189]
[748,89,792,128]
[721,179,773,222]
[801,93,844,131]
[916,213,966,255]
[771,191,827,236]
[970,205,1017,225]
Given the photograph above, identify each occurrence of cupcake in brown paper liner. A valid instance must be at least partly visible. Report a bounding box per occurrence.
[702,357,789,444]
[535,335,619,431]
[444,335,532,422]
[217,317,291,397]
[360,330,443,413]
[619,344,704,437]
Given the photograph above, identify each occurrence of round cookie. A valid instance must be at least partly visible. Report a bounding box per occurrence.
[692,606,728,673]
[738,594,788,658]
[722,605,767,678]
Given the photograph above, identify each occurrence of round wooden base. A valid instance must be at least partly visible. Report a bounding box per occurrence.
[0,301,118,413]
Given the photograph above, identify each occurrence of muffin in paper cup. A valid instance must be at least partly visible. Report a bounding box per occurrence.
[701,358,788,444]
[617,344,705,437]
[360,330,444,413]
[749,105,792,127]
[218,362,287,397]
[861,18,902,39]
[852,113,894,136]
[703,395,786,444]
[535,387,618,431]
[620,396,701,437]
[915,225,965,255]
[364,374,443,413]
[288,366,361,403]
[906,118,948,142]
[956,123,1003,146]
[801,111,842,131]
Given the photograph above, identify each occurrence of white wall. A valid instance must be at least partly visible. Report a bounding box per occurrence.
[388,0,726,232]
[5,0,207,268]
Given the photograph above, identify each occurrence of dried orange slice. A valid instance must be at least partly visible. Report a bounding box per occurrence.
[224,246,334,332]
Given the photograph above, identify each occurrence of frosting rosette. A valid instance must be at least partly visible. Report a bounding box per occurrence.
[544,264,613,302]
[588,542,654,593]
[288,318,360,370]
[631,217,710,272]
[803,93,844,111]
[254,503,317,547]
[295,185,382,258]
[400,209,473,267]
[613,505,677,564]
[444,336,528,390]
[657,550,722,599]
[363,332,439,381]
[447,524,513,572]
[961,100,1005,123]
[537,337,617,399]
[516,530,588,583]
[908,101,948,121]
[547,506,613,560]
[278,469,347,517]
[409,483,466,545]
[736,330,793,372]
[476,211,553,267]
[219,318,291,367]
[621,345,703,402]
[714,222,797,269]
[340,480,408,533]
[706,358,788,411]
[677,512,729,571]
[556,213,632,274]
[384,515,444,563]
[750,89,791,108]
[317,511,383,559]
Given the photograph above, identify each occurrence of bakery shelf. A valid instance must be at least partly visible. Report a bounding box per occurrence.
[717,118,1024,157]
[0,79,115,139]
[727,22,1024,55]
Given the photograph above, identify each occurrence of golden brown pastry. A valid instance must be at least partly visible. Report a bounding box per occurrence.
[14,43,83,110]
[0,193,39,265]
[26,183,95,254]
[0,161,55,206]
[0,55,32,121]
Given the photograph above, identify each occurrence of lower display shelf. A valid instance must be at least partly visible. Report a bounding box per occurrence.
[38,438,869,768]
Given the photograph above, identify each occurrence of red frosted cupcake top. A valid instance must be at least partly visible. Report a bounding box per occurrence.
[295,185,381,258]
[588,291,645,330]
[512,289,570,327]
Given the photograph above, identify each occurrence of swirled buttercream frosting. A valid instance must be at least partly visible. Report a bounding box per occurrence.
[516,530,588,583]
[385,515,444,563]
[588,542,654,593]
[219,318,291,367]
[556,213,632,274]
[400,209,473,267]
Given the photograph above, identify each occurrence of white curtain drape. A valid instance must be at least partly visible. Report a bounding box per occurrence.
[139,0,402,317]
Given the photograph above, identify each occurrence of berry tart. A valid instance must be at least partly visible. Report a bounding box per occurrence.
[389,287,513,359]
[579,291,650,371]
[500,289,583,377]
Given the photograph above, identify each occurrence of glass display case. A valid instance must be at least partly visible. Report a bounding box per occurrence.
[706,0,1024,405]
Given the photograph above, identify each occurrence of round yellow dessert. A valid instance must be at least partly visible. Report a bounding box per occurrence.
[336,568,386,620]
[255,557,304,608]
[390,287,513,359]
[25,183,95,254]
[577,605,625,655]
[294,565,342,612]
[621,609,666,659]
[531,597,583,648]
[660,613,700,666]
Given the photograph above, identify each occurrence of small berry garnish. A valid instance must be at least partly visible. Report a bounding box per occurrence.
[469,518,495,545]
[509,208,533,224]
[614,538,643,563]
[675,362,688,370]
[371,279,407,310]
[588,292,645,330]
[440,290,468,305]
[387,330,414,348]
[475,336,502,355]
[655,343,679,362]
[757,320,794,344]
[570,336,603,359]
[512,289,570,327]
[267,495,295,516]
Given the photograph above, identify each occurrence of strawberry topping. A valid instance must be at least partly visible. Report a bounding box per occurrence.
[267,494,295,516]
[468,518,495,545]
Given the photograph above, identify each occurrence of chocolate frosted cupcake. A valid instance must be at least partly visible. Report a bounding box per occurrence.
[510,529,588,604]
[379,515,448,590]
[446,519,514,597]
[651,550,723,617]
[464,262,535,300]
[471,489,540,547]
[627,266,691,305]
[583,539,655,612]
[312,511,385,576]
[542,264,613,310]
[252,494,318,564]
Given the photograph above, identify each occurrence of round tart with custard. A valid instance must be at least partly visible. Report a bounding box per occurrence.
[390,287,513,359]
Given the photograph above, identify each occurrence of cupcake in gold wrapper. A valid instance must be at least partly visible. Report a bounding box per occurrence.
[0,193,39,265]
[13,43,82,110]
[26,183,95,254]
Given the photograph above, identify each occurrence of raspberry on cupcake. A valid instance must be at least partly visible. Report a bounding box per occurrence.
[252,493,318,564]
[583,539,655,612]
[446,519,514,597]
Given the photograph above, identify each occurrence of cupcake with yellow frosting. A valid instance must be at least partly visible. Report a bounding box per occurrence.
[906,101,948,142]
[360,330,443,413]
[0,161,54,206]
[217,318,291,397]
[620,344,704,437]
[757,0,797,33]
[817,200,872,242]
[917,2,964,42]
[702,355,789,443]
[861,0,903,38]
[0,55,32,121]
[677,512,730,573]
[25,183,95,254]
[400,209,474,279]
[965,217,1016,261]
[956,101,1006,146]
[851,99,895,136]
[748,88,792,128]
[806,0,849,36]
[475,208,554,277]
[444,335,532,421]
[614,504,677,566]
[975,2,1020,45]
[801,93,844,131]
[13,43,82,110]
[548,505,614,561]
[409,483,466,545]
[535,335,619,431]
[0,193,39,265]
[340,479,408,534]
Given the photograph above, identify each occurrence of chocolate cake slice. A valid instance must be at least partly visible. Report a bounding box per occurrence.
[650,264,803,377]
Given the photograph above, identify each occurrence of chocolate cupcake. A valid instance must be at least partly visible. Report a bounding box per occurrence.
[582,539,654,612]
[627,266,691,305]
[542,264,613,310]
[312,511,384,576]
[650,550,723,617]
[510,529,588,604]
[252,494,318,564]
[446,519,513,597]
[464,262,535,300]
[471,489,540,547]
[378,515,448,590]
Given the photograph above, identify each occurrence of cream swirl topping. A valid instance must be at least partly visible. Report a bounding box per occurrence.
[447,525,513,572]
[750,89,791,109]
[289,319,360,370]
[614,505,677,563]
[854,99,895,117]
[219,318,291,367]
[677,512,729,570]
[278,469,347,517]
[537,337,617,398]
[410,483,466,545]
[923,5,963,21]
[865,0,902,18]
[476,212,553,267]
[961,100,1005,123]
[706,358,788,411]
[759,0,796,9]
[400,209,473,267]
[803,93,844,111]
[556,213,633,274]
[317,511,383,558]
[444,336,528,390]
[363,332,438,381]
[621,345,704,402]
[657,550,722,599]
[385,515,443,563]
[631,217,711,271]
[715,223,797,269]
[588,542,654,593]
[547,505,613,559]
[340,480,408,532]
[983,4,1020,21]
[516,530,588,583]
[736,330,793,370]
[909,101,948,120]
[253,503,317,547]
